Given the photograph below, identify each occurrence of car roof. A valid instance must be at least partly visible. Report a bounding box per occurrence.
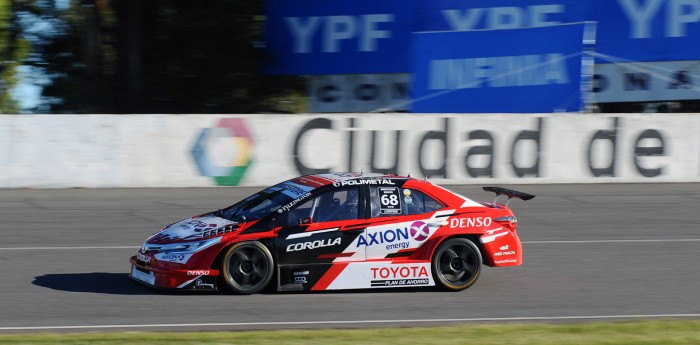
[284,172,483,209]
[289,172,408,189]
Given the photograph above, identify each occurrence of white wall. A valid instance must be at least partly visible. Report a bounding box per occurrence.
[1,113,698,188]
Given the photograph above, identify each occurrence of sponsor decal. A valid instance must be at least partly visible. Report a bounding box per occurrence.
[370,265,430,287]
[278,182,314,198]
[385,242,409,250]
[316,173,362,182]
[195,279,215,289]
[163,254,187,261]
[449,216,492,229]
[293,270,309,284]
[359,221,431,251]
[494,243,516,256]
[136,253,151,263]
[152,215,235,242]
[155,252,193,264]
[404,196,412,204]
[495,259,518,264]
[191,118,253,186]
[409,221,430,241]
[333,179,395,187]
[291,176,327,187]
[286,237,342,252]
[187,270,210,276]
[191,221,220,234]
[278,192,312,213]
[371,266,428,279]
[357,227,409,248]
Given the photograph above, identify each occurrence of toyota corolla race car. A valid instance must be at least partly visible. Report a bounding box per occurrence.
[129,173,534,294]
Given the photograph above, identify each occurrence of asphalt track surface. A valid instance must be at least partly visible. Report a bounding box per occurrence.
[1,184,699,333]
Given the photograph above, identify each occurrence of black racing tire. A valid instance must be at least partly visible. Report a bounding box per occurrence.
[431,238,482,291]
[220,241,274,294]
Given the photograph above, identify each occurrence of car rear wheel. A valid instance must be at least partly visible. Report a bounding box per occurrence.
[221,241,274,294]
[432,238,482,291]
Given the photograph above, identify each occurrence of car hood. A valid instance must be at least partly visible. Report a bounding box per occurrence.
[148,214,237,243]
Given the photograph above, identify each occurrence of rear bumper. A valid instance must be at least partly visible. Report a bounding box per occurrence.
[480,230,523,267]
[129,256,219,291]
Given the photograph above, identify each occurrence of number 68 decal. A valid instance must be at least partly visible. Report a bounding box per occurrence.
[378,187,402,215]
[380,193,399,206]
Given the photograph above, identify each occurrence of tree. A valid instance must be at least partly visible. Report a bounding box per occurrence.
[17,0,305,114]
[0,0,30,114]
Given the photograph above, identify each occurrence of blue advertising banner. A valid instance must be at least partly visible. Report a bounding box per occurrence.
[415,0,590,32]
[410,23,587,113]
[264,0,414,75]
[595,0,700,62]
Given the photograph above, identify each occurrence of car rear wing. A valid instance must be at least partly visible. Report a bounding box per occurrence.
[482,187,535,206]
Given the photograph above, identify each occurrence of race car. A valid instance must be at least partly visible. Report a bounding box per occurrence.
[129,173,534,294]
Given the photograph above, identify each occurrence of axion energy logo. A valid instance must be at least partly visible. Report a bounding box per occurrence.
[409,221,429,241]
[191,118,254,186]
[359,220,432,251]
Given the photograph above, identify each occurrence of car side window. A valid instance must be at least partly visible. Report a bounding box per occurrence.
[285,187,359,224]
[404,188,444,215]
[370,187,444,217]
[285,198,315,225]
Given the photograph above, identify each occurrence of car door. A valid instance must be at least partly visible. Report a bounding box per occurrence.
[274,186,368,290]
[275,186,367,266]
[361,185,446,261]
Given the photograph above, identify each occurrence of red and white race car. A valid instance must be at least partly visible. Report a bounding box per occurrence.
[129,173,534,294]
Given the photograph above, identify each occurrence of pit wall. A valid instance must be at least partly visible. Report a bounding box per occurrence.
[0,113,698,188]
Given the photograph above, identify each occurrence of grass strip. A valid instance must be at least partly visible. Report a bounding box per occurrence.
[0,319,699,345]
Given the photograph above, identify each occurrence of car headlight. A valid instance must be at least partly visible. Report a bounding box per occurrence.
[140,237,221,254]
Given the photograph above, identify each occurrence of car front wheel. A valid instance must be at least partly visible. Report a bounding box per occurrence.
[432,238,482,291]
[221,241,274,294]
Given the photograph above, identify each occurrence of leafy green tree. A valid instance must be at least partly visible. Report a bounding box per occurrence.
[0,0,30,114]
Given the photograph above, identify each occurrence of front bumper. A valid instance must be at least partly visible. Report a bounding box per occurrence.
[129,256,220,291]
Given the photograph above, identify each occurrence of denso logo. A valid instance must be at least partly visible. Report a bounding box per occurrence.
[357,227,410,247]
[449,217,492,228]
[371,266,429,279]
[286,237,341,252]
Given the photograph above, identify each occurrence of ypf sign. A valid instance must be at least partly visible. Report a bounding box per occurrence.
[264,0,414,74]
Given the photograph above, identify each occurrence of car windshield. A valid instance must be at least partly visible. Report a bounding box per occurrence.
[213,181,313,222]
